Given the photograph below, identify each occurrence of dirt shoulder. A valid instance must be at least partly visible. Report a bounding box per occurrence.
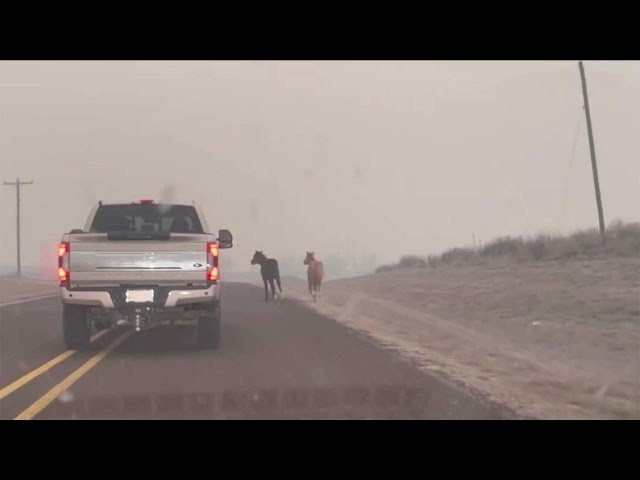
[0,277,58,305]
[288,258,640,419]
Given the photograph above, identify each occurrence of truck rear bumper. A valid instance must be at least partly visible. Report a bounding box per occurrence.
[61,288,115,308]
[60,284,219,309]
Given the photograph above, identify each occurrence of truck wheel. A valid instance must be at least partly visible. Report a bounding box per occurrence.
[197,303,221,349]
[63,304,91,350]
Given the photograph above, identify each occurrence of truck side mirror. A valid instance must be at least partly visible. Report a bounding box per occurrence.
[218,229,233,249]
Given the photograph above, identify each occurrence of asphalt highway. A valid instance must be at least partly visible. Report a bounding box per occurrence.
[0,283,511,420]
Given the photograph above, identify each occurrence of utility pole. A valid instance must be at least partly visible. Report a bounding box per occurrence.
[3,178,34,276]
[578,61,606,243]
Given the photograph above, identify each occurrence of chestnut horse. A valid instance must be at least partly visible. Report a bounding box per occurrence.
[304,251,324,302]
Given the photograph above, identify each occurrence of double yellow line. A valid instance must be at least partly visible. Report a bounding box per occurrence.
[1,329,132,420]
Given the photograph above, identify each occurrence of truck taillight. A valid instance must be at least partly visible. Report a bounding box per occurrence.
[207,242,219,283]
[58,267,68,283]
[58,242,70,286]
[209,266,219,282]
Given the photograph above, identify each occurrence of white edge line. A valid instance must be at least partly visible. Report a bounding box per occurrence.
[0,293,59,308]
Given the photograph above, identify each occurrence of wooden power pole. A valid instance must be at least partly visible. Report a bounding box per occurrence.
[3,178,34,276]
[578,61,606,243]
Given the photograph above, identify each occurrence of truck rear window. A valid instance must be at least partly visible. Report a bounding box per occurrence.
[90,204,204,234]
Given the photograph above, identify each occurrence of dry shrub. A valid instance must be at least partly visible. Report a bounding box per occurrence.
[527,235,549,260]
[375,220,639,273]
[398,255,427,269]
[374,264,395,273]
[605,220,640,256]
[440,247,478,265]
[375,255,427,273]
[481,236,522,256]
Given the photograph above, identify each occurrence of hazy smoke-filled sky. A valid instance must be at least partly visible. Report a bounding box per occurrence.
[1,61,638,273]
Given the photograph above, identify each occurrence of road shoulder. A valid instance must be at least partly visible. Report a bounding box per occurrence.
[0,277,58,306]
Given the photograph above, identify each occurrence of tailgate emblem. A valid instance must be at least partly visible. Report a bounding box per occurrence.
[193,263,203,268]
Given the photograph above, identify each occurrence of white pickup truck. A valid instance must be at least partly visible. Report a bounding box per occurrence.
[58,200,233,350]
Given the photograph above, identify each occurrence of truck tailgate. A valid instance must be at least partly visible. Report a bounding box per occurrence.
[68,233,209,287]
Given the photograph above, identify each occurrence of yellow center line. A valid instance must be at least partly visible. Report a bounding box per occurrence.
[14,329,133,420]
[0,330,109,401]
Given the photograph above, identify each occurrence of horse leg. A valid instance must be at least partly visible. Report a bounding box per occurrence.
[274,263,283,294]
[263,278,269,302]
[269,278,276,300]
[308,273,313,298]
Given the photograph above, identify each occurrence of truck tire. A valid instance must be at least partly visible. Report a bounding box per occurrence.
[197,302,221,349]
[63,304,91,350]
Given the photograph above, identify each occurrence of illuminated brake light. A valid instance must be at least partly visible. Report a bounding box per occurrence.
[58,267,68,283]
[208,266,219,282]
[206,242,220,283]
[140,199,155,204]
[58,242,70,286]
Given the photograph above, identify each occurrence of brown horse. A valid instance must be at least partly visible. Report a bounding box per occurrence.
[251,251,282,302]
[304,251,324,302]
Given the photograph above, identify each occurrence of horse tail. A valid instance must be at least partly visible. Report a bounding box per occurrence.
[274,261,282,291]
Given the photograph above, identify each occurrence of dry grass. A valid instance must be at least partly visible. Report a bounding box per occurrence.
[312,220,640,418]
[377,220,640,273]
[290,256,640,419]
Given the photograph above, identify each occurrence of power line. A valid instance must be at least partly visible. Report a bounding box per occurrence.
[3,178,34,276]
